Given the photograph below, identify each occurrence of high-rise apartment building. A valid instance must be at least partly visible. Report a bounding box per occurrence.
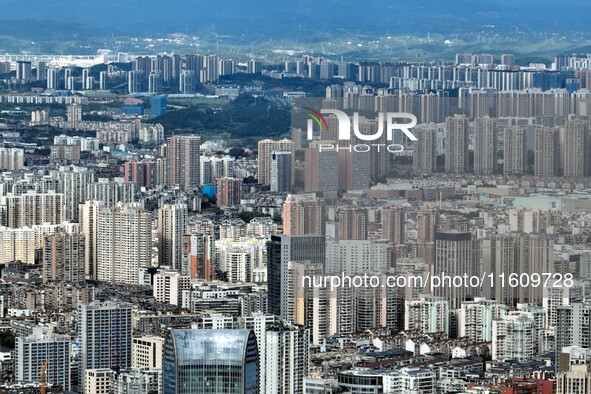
[57,166,96,222]
[128,70,144,93]
[257,139,294,185]
[97,202,152,285]
[67,103,82,129]
[434,231,478,309]
[564,119,589,178]
[535,127,559,177]
[79,301,132,393]
[270,151,292,193]
[412,125,437,174]
[382,208,406,245]
[43,232,85,284]
[15,327,71,391]
[6,191,64,228]
[167,135,201,191]
[282,193,326,236]
[216,177,243,207]
[0,147,24,170]
[304,146,339,192]
[266,324,310,394]
[179,70,196,94]
[338,208,367,240]
[158,203,187,270]
[473,116,497,174]
[267,234,326,317]
[16,61,32,82]
[503,126,527,175]
[153,270,191,306]
[481,233,554,307]
[182,233,215,280]
[47,68,60,90]
[445,114,469,173]
[86,178,135,207]
[80,200,101,279]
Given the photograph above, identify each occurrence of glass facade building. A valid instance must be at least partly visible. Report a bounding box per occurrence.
[163,329,258,394]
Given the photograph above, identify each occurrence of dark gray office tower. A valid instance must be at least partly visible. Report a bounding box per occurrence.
[435,231,479,309]
[267,235,325,317]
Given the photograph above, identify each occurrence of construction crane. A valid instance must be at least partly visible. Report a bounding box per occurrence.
[41,358,49,394]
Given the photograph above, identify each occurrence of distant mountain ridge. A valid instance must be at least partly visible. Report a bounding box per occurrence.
[1,0,590,39]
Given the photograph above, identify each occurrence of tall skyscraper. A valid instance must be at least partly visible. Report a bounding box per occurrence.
[16,61,32,82]
[179,70,196,94]
[564,119,589,178]
[36,61,47,81]
[15,327,71,391]
[47,68,60,89]
[338,149,370,191]
[163,329,258,394]
[128,70,144,93]
[0,147,24,170]
[158,203,188,270]
[148,70,163,93]
[97,202,152,285]
[434,231,478,309]
[270,151,292,193]
[82,68,92,89]
[445,114,469,173]
[535,127,559,177]
[43,232,85,284]
[473,116,497,174]
[382,208,406,245]
[58,166,96,222]
[282,193,326,236]
[304,145,339,192]
[265,324,310,393]
[182,233,215,280]
[481,233,554,307]
[257,139,294,185]
[247,59,263,74]
[417,208,438,242]
[412,125,437,174]
[99,71,107,89]
[338,208,367,240]
[67,103,82,129]
[267,234,326,317]
[167,135,201,191]
[503,126,527,175]
[216,177,243,206]
[80,200,101,280]
[79,301,132,393]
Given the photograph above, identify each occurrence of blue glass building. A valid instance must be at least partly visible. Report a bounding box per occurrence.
[163,329,259,394]
[151,95,167,119]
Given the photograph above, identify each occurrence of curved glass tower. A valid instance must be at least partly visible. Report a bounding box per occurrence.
[163,329,258,394]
